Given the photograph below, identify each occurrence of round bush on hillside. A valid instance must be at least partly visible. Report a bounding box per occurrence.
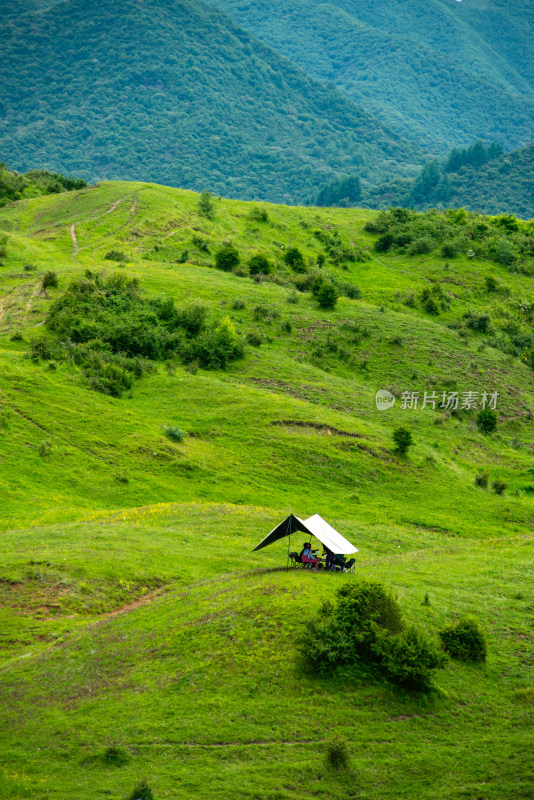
[317,282,338,309]
[476,408,497,434]
[283,246,306,272]
[325,737,350,771]
[42,270,58,289]
[215,243,240,272]
[248,253,272,275]
[379,625,447,691]
[439,617,487,662]
[127,779,154,800]
[393,426,413,454]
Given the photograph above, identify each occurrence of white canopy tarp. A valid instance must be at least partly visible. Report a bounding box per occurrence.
[304,513,358,555]
[252,512,358,555]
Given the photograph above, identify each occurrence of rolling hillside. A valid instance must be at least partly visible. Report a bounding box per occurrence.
[0,182,533,799]
[0,0,421,204]
[210,0,534,152]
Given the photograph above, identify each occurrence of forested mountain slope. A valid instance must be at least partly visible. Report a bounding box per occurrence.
[210,0,534,152]
[362,142,534,219]
[445,143,534,218]
[0,0,421,203]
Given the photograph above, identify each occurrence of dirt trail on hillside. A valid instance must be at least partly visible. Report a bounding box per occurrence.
[70,223,79,254]
[25,283,42,315]
[106,198,124,214]
[106,588,166,619]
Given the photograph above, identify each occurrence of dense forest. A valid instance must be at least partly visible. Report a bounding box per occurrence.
[0,0,421,204]
[0,163,87,207]
[360,143,534,219]
[315,142,534,219]
[211,0,534,152]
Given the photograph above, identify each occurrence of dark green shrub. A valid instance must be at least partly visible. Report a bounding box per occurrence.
[377,626,447,691]
[492,479,507,495]
[163,425,185,443]
[232,299,245,310]
[197,190,214,219]
[424,296,440,316]
[338,282,361,300]
[127,779,154,800]
[292,272,315,292]
[248,253,272,275]
[441,240,462,258]
[103,745,128,766]
[476,409,497,434]
[466,314,491,334]
[246,331,262,347]
[194,316,244,369]
[214,243,240,272]
[336,582,404,643]
[485,275,498,292]
[30,273,243,395]
[408,236,435,255]
[494,238,516,266]
[191,235,209,253]
[287,291,299,304]
[88,362,134,397]
[297,603,354,676]
[104,250,127,262]
[178,250,189,263]
[248,206,268,222]
[38,440,52,457]
[393,427,413,455]
[474,473,489,488]
[281,320,292,333]
[283,246,306,272]
[42,271,58,289]
[439,617,487,662]
[325,737,350,771]
[299,581,444,691]
[317,282,338,309]
[30,337,58,360]
[178,301,209,336]
[253,304,279,322]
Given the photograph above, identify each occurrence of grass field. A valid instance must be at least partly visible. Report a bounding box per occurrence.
[0,182,532,799]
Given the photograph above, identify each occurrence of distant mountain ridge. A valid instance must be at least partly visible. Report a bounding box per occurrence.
[209,0,534,152]
[335,142,534,219]
[0,0,422,203]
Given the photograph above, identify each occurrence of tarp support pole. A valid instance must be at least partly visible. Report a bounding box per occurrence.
[286,515,292,570]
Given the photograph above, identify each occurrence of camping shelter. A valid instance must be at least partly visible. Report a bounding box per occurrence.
[252,513,358,563]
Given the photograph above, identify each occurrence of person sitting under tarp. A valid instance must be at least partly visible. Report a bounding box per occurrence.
[335,553,356,572]
[323,545,355,572]
[300,542,319,568]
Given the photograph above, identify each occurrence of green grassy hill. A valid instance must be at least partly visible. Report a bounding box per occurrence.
[210,0,534,153]
[0,0,421,204]
[0,182,533,799]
